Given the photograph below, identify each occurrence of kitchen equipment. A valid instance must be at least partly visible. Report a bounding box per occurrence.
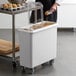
[17,2,57,73]
[18,21,57,73]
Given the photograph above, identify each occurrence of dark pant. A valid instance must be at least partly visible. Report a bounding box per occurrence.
[30,0,57,23]
[30,10,57,23]
[44,11,57,22]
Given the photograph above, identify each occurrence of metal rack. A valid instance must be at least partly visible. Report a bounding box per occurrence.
[0,2,43,68]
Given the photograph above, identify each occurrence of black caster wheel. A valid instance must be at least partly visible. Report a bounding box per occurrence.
[41,62,48,67]
[12,61,17,69]
[16,61,20,67]
[28,68,35,74]
[49,59,54,65]
[12,61,17,72]
[41,63,46,66]
[24,68,35,74]
[22,66,26,73]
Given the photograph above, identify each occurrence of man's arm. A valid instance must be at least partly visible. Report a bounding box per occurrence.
[49,0,63,14]
[45,0,63,15]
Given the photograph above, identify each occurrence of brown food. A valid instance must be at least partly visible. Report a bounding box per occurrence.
[2,3,21,9]
[45,11,49,15]
[3,4,9,9]
[17,4,21,7]
[8,4,13,8]
[31,25,42,30]
[30,22,54,30]
[45,11,52,16]
[7,3,12,6]
[12,4,17,8]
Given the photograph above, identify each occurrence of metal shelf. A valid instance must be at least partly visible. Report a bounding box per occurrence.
[0,2,43,66]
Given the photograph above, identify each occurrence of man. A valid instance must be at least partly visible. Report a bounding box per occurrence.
[30,0,63,23]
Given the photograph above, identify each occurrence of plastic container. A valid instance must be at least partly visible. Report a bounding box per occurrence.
[17,2,57,69]
[17,21,57,68]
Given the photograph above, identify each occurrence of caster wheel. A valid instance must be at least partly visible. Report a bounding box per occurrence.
[12,61,17,72]
[12,61,17,69]
[41,63,46,66]
[24,68,35,74]
[41,62,48,67]
[49,59,54,65]
[22,66,26,73]
[28,68,35,74]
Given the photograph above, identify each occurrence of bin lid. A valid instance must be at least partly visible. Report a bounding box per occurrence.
[18,21,56,32]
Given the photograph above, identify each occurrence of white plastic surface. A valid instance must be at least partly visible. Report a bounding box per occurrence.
[18,22,57,68]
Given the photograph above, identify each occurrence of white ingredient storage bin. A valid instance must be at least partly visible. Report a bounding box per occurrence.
[17,21,57,68]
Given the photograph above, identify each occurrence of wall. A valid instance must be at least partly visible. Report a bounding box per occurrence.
[0,0,35,41]
[62,0,76,3]
[57,0,76,28]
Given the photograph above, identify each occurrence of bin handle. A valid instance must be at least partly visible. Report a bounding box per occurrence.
[34,2,44,23]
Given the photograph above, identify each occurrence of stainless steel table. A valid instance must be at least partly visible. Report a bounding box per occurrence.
[0,2,43,68]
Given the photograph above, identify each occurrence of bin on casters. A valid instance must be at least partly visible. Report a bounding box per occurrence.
[17,2,57,73]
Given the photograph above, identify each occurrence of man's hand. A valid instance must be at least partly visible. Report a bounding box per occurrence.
[45,3,59,16]
[50,3,60,13]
